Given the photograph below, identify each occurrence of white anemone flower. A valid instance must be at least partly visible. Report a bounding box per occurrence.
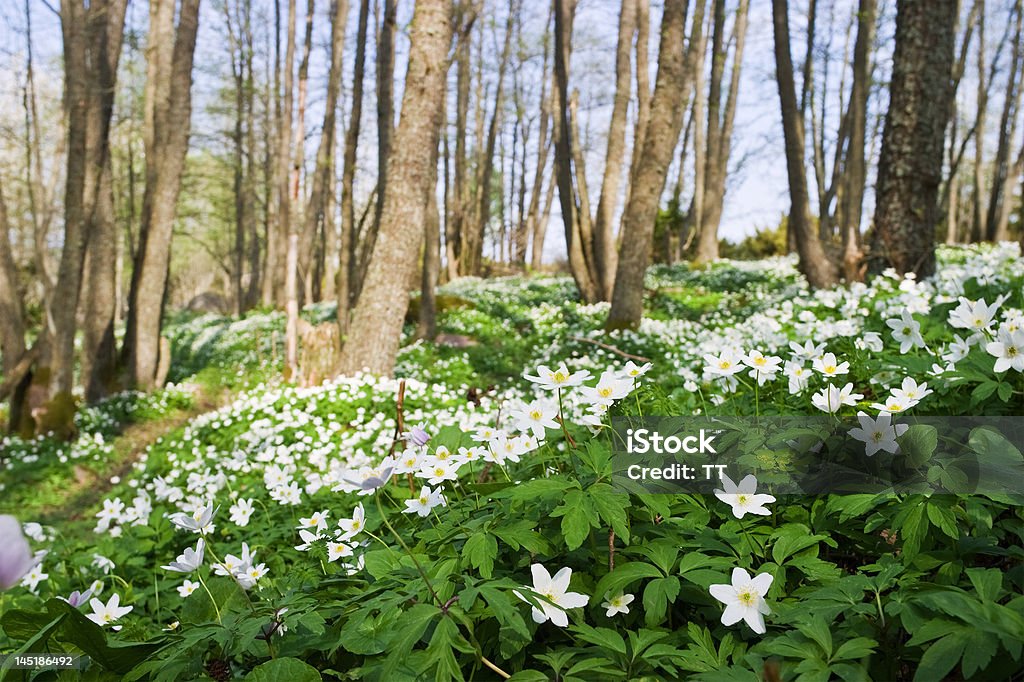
[709,568,773,634]
[713,474,776,519]
[513,564,589,627]
[848,412,909,457]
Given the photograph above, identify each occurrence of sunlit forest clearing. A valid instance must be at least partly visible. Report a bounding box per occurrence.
[1,0,1023,680]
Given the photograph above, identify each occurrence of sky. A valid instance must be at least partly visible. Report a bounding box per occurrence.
[0,0,1019,265]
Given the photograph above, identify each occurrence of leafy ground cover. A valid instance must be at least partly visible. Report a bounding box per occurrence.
[1,243,1023,681]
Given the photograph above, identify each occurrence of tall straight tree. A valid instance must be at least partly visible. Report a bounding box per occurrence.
[302,0,348,303]
[338,0,371,332]
[770,0,838,288]
[352,0,397,302]
[123,0,201,391]
[338,0,452,376]
[591,0,637,299]
[285,0,316,378]
[605,0,693,328]
[79,0,129,403]
[837,0,877,281]
[870,0,957,277]
[14,0,130,423]
[694,0,750,264]
[985,0,1023,242]
[0,178,32,432]
[552,0,599,303]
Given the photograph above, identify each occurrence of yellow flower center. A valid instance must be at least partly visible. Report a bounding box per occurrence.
[824,365,836,373]
[719,360,731,369]
[738,589,756,607]
[599,387,612,397]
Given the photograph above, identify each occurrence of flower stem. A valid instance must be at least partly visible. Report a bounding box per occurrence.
[374,492,441,607]
[196,573,222,624]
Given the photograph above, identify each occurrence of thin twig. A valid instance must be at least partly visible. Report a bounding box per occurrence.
[568,336,651,363]
[608,529,616,571]
[387,379,407,459]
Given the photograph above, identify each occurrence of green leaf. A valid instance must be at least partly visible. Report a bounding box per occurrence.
[479,585,530,642]
[552,490,599,550]
[591,562,664,604]
[797,616,833,657]
[960,630,998,677]
[500,477,574,502]
[965,567,1003,603]
[900,425,938,468]
[492,520,549,554]
[425,617,465,682]
[338,610,392,655]
[997,381,1012,402]
[971,380,998,402]
[912,633,967,682]
[570,624,627,657]
[382,604,440,679]
[642,576,680,627]
[462,532,498,579]
[925,503,959,540]
[588,483,631,544]
[899,504,928,561]
[831,637,877,661]
[245,658,322,682]
[771,524,826,564]
[825,494,884,523]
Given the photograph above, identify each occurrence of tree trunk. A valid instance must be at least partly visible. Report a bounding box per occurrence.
[971,0,987,243]
[446,2,479,280]
[24,0,128,421]
[985,0,1023,242]
[417,140,442,341]
[123,0,201,391]
[303,0,349,302]
[625,0,651,207]
[696,0,748,263]
[531,163,557,270]
[592,0,636,298]
[771,0,839,287]
[869,0,957,277]
[354,0,397,303]
[465,0,516,275]
[552,0,599,303]
[338,0,371,332]
[0,177,31,433]
[605,0,692,329]
[838,0,876,282]
[337,0,451,376]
